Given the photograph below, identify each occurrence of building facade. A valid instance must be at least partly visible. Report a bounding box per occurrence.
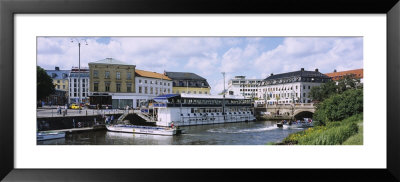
[68,67,90,104]
[165,72,211,95]
[227,76,263,99]
[45,66,70,92]
[88,58,136,109]
[134,69,173,107]
[257,68,331,105]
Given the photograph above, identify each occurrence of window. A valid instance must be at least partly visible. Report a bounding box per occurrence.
[63,85,65,89]
[308,86,311,89]
[303,93,306,97]
[160,82,162,85]
[155,88,158,95]
[168,88,170,93]
[74,79,77,82]
[168,83,170,86]
[194,91,196,94]
[116,83,121,92]
[83,93,85,97]
[127,83,132,92]
[105,71,110,79]
[93,70,98,78]
[105,82,110,92]
[139,79,142,84]
[57,85,60,89]
[94,82,99,91]
[303,85,305,89]
[199,91,202,94]
[127,72,131,80]
[145,80,147,84]
[74,93,77,97]
[145,87,148,94]
[150,87,153,94]
[205,91,207,94]
[182,91,185,93]
[164,82,166,86]
[116,72,121,80]
[63,80,65,83]
[139,86,142,93]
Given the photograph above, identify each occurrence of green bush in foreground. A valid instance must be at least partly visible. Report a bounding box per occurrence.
[282,114,362,145]
[343,123,363,145]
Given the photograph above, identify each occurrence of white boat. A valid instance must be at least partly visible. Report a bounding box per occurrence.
[151,94,257,127]
[282,122,313,129]
[106,124,177,136]
[37,131,66,141]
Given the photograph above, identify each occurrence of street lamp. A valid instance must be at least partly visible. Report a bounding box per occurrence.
[71,38,88,109]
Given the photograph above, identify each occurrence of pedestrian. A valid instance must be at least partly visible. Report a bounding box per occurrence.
[111,115,114,123]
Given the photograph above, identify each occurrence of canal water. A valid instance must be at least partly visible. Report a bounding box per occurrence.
[37,120,305,145]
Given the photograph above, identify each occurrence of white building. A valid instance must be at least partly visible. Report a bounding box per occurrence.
[133,69,173,107]
[227,76,263,99]
[69,67,90,104]
[257,68,331,105]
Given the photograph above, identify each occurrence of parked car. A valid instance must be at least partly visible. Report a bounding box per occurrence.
[70,103,81,109]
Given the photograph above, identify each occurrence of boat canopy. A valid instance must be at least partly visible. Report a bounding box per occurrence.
[153,94,180,102]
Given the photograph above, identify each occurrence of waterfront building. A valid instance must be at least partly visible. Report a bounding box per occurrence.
[153,93,255,127]
[68,67,90,104]
[88,58,136,109]
[165,72,211,95]
[257,68,331,105]
[45,66,70,92]
[324,68,363,83]
[134,69,173,107]
[227,76,263,99]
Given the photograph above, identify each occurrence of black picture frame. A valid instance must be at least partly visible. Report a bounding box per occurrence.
[1,0,399,181]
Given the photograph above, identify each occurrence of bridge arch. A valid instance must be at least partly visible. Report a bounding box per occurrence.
[293,110,314,120]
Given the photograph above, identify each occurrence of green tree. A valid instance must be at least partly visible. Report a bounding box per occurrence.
[309,80,337,102]
[37,66,55,101]
[313,88,363,125]
[337,74,361,93]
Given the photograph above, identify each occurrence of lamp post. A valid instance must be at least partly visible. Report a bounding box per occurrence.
[71,39,88,109]
[221,72,226,121]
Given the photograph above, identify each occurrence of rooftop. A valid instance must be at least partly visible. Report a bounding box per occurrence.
[265,68,330,80]
[165,71,207,81]
[88,58,134,66]
[325,68,363,81]
[135,69,172,80]
[46,70,70,80]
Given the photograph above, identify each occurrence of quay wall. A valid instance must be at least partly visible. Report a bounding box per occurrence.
[37,114,122,131]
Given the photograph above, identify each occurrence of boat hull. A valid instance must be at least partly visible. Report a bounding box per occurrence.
[107,125,176,136]
[37,132,66,141]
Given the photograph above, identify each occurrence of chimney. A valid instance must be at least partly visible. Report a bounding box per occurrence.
[334,69,337,73]
[301,68,304,71]
[55,66,60,71]
[315,68,319,72]
[270,73,274,76]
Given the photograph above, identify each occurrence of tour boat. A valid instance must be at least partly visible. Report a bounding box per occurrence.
[150,94,257,127]
[106,124,177,136]
[37,131,66,141]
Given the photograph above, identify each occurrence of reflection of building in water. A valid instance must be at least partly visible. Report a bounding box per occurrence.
[105,131,173,145]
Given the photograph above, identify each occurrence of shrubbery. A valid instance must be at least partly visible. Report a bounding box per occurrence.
[282,114,362,145]
[313,89,363,125]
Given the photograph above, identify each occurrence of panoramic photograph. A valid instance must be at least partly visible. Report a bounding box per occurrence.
[36,37,363,145]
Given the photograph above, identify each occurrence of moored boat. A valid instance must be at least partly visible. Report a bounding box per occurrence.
[37,131,66,141]
[106,124,177,136]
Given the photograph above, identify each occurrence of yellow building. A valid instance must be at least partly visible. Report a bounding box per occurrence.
[46,67,69,92]
[88,58,136,93]
[165,72,211,95]
[88,58,136,109]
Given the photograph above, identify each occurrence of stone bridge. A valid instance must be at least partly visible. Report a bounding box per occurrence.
[254,103,316,120]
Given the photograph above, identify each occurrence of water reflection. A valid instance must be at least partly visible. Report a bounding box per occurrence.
[38,120,304,145]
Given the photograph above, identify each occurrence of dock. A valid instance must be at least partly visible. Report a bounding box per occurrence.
[44,124,106,133]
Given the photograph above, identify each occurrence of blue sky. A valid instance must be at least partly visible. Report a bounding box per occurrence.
[37,37,363,94]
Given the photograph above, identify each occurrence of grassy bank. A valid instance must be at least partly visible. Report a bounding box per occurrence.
[280,114,363,145]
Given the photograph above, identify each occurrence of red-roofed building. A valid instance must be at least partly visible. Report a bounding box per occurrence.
[325,68,363,83]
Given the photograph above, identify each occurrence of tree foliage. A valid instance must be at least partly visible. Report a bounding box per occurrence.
[310,74,361,102]
[313,89,363,125]
[37,66,55,101]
